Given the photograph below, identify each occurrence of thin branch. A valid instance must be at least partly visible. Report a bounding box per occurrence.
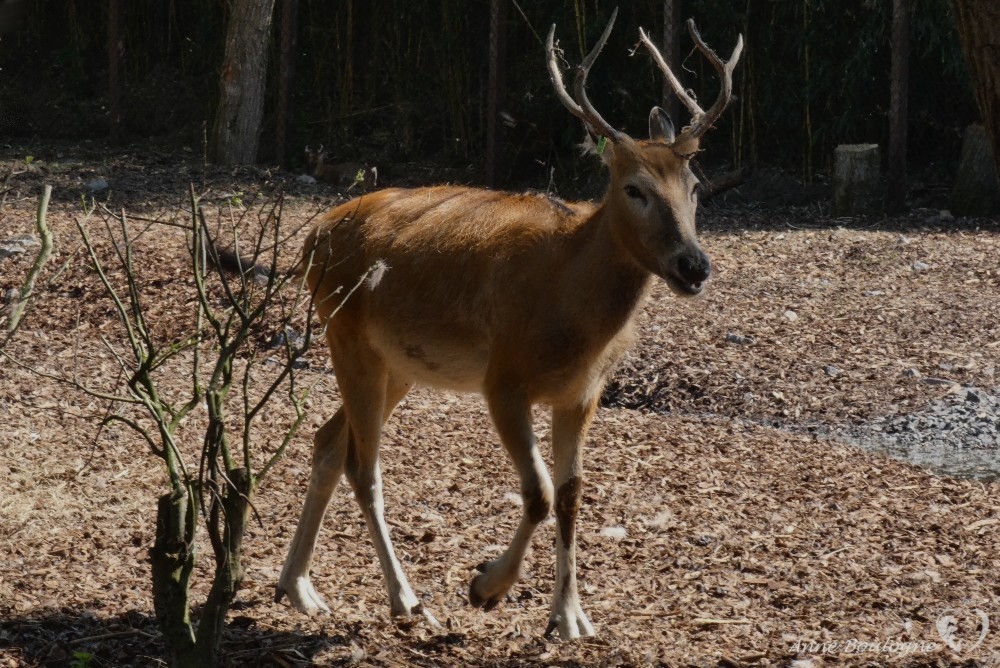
[0,348,140,405]
[258,374,322,480]
[4,184,54,343]
[102,413,165,457]
[76,220,145,367]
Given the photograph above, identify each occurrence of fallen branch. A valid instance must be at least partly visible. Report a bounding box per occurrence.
[701,167,750,203]
[69,629,157,646]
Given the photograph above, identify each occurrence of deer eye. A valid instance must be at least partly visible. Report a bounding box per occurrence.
[624,185,647,204]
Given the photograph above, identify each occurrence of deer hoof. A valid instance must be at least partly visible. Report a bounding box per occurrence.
[544,605,595,639]
[275,576,331,615]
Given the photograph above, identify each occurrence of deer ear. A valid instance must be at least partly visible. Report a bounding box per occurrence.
[649,107,675,143]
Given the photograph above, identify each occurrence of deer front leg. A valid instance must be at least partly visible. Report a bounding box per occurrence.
[545,399,599,639]
[470,389,553,611]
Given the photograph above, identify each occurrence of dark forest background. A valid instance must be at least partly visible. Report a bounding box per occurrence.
[0,0,978,193]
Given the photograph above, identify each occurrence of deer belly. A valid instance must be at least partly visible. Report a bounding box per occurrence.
[369,325,489,392]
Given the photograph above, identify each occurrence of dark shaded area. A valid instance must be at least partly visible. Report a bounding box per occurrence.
[0,607,367,667]
[0,606,623,666]
[0,0,979,191]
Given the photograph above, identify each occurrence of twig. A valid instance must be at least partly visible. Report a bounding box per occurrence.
[0,160,16,213]
[4,184,54,342]
[69,629,156,646]
[692,617,752,626]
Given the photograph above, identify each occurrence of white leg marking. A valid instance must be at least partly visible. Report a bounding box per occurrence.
[545,401,598,639]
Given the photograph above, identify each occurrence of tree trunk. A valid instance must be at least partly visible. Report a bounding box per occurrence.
[106,0,123,144]
[194,468,254,665]
[211,0,276,165]
[485,0,507,187]
[951,0,1000,178]
[150,488,198,665]
[951,123,1000,215]
[661,0,680,123]
[276,0,298,169]
[887,0,910,212]
[833,144,882,216]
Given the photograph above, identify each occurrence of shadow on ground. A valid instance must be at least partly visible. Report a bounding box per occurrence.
[0,606,572,667]
[0,606,342,667]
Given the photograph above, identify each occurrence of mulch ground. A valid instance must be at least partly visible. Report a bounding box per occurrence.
[1,151,999,667]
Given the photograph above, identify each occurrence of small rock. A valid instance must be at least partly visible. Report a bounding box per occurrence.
[966,389,982,404]
[783,310,798,321]
[903,368,921,379]
[268,326,306,350]
[864,289,884,297]
[296,174,317,184]
[283,326,306,349]
[267,331,288,350]
[0,235,40,260]
[912,260,930,272]
[726,332,754,345]
[897,234,912,245]
[824,365,841,378]
[938,209,955,222]
[85,178,109,194]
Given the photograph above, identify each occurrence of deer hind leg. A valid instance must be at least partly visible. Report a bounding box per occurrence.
[545,398,599,639]
[276,363,414,617]
[276,407,349,613]
[470,388,553,611]
[334,353,430,621]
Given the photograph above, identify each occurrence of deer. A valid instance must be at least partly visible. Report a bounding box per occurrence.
[304,144,378,190]
[276,11,742,639]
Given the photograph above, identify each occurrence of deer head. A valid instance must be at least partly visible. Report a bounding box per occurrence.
[546,11,743,296]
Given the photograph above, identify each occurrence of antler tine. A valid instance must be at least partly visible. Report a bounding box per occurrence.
[639,19,743,146]
[683,19,743,141]
[572,7,624,143]
[638,26,703,121]
[546,8,625,143]
[546,25,584,119]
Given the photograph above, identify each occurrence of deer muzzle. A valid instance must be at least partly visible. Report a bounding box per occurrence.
[666,247,711,296]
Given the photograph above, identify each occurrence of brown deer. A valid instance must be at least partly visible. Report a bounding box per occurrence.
[304,144,378,190]
[277,12,742,638]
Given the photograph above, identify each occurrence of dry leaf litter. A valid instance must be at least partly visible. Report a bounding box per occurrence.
[0,160,999,667]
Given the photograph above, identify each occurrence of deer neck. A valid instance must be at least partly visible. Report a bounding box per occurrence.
[571,202,653,339]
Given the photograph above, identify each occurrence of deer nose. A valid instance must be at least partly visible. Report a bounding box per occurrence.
[677,250,711,285]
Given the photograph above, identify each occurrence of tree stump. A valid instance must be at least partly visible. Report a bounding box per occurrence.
[950,124,1000,216]
[834,144,882,215]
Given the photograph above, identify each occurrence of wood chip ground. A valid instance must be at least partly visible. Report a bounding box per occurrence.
[1,164,999,667]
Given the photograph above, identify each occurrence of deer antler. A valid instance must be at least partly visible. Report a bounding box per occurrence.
[639,19,744,147]
[546,8,625,143]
